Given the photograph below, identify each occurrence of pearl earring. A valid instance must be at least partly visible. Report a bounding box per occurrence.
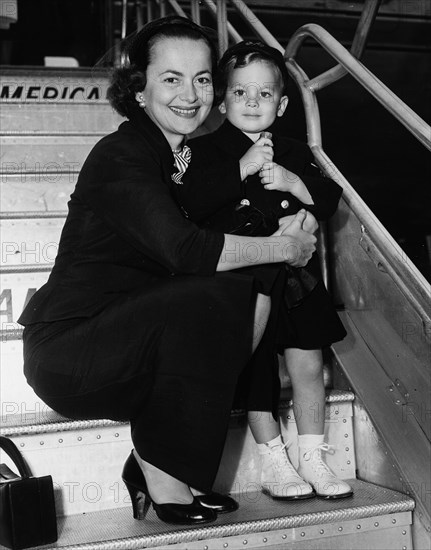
[136,93,145,108]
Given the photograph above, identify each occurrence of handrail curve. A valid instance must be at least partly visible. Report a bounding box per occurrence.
[285,24,431,151]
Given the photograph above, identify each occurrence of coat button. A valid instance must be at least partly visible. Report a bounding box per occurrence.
[240,199,250,206]
[281,200,289,209]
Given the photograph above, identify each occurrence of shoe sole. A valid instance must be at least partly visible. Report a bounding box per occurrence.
[315,490,354,500]
[262,488,316,501]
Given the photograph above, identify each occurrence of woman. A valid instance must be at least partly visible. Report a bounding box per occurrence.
[18,16,317,525]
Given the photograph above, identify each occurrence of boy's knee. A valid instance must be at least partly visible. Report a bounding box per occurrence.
[284,349,323,379]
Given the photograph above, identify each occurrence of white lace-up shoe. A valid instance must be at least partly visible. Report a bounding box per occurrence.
[298,443,353,499]
[258,440,315,500]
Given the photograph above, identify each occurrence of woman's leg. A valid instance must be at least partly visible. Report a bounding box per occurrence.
[24,275,256,501]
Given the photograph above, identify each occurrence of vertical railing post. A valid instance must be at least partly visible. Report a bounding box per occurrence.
[136,0,144,29]
[121,0,128,39]
[146,0,154,22]
[159,0,166,18]
[191,0,201,24]
[216,0,229,56]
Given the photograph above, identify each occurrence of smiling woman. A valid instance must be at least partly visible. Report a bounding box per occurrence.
[18,15,317,528]
[136,37,213,149]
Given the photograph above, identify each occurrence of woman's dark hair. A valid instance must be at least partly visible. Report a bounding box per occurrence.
[215,40,289,106]
[107,16,218,118]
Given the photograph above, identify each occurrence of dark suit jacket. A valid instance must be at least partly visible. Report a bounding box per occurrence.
[177,120,343,300]
[180,120,342,225]
[19,108,224,324]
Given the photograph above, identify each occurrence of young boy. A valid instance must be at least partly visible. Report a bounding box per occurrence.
[179,41,352,500]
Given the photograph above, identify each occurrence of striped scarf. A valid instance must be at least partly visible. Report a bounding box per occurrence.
[171,145,192,185]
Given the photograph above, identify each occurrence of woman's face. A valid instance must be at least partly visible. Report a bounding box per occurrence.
[139,37,214,149]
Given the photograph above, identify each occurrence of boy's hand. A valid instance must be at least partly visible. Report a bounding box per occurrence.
[260,162,315,205]
[259,162,301,193]
[239,135,274,181]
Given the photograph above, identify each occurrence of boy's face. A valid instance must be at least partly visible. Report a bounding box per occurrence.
[219,60,288,134]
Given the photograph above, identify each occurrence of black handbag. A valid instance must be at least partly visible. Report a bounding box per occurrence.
[0,436,58,550]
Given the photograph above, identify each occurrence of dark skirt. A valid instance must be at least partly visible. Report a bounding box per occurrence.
[22,273,256,491]
[278,279,347,351]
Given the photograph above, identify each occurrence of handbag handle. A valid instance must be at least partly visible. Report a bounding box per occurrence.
[0,436,32,478]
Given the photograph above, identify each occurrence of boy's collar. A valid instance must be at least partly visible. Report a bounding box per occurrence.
[213,119,293,157]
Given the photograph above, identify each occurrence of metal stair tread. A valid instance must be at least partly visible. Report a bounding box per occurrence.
[0,480,413,550]
[0,390,355,437]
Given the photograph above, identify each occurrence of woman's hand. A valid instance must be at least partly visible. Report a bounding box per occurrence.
[239,136,273,181]
[274,210,317,267]
[217,211,317,271]
[278,211,318,235]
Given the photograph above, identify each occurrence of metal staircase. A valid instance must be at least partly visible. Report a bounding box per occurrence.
[1,1,430,548]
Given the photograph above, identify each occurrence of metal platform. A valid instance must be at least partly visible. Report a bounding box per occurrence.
[0,480,412,550]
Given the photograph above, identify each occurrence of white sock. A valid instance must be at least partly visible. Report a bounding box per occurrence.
[257,434,283,454]
[298,434,324,450]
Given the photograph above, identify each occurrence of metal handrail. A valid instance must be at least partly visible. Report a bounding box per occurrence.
[285,24,431,151]
[306,0,382,90]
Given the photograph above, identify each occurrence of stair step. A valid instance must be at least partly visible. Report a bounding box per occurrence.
[1,173,75,214]
[0,134,102,170]
[0,103,122,134]
[0,391,355,516]
[0,480,414,550]
[0,217,64,267]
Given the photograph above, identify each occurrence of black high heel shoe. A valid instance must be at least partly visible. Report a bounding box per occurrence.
[122,452,217,525]
[195,492,239,514]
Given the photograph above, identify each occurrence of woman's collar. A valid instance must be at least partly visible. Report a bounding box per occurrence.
[128,106,175,161]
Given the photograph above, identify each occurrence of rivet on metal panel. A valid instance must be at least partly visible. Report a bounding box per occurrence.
[96,435,101,439]
[262,538,267,543]
[243,541,247,545]
[402,547,407,550]
[347,460,351,465]
[374,522,379,527]
[343,419,346,423]
[338,527,343,531]
[344,434,349,438]
[335,410,339,415]
[204,546,208,549]
[345,447,349,451]
[402,530,407,535]
[300,532,305,537]
[392,519,396,524]
[282,535,287,539]
[356,525,361,529]
[223,544,228,548]
[59,439,63,443]
[20,443,25,447]
[40,441,44,445]
[78,436,82,441]
[287,415,291,419]
[115,433,119,437]
[320,530,324,534]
